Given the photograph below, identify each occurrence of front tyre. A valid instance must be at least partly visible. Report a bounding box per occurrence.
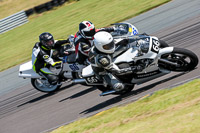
[31,78,61,93]
[159,47,199,71]
[159,40,169,48]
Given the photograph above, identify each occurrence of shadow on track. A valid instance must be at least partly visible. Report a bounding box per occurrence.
[17,83,75,107]
[59,87,96,102]
[80,72,186,114]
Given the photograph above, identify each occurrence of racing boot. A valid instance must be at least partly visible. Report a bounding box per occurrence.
[39,68,59,85]
[104,73,125,91]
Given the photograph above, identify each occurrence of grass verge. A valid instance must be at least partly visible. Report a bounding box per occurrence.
[0,0,50,19]
[0,0,170,72]
[50,79,200,133]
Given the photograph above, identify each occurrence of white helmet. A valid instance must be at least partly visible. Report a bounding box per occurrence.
[79,21,95,39]
[93,31,115,54]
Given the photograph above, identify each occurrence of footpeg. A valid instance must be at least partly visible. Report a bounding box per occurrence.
[100,89,116,96]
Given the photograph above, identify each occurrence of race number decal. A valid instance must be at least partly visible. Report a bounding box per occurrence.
[86,76,101,84]
[69,64,79,71]
[151,38,160,53]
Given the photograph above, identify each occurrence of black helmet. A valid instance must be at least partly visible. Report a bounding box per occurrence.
[39,32,54,49]
[79,21,95,39]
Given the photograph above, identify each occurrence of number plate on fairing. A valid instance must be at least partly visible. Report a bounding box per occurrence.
[85,76,102,84]
[151,38,160,53]
[69,63,79,71]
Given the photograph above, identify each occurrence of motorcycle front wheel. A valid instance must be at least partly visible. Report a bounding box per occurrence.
[159,40,169,48]
[159,47,199,71]
[31,78,61,93]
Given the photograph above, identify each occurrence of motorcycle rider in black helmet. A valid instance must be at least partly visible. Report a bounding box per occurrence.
[74,20,116,64]
[32,32,69,85]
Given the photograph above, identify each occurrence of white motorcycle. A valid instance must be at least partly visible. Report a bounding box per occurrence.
[18,22,172,93]
[72,30,199,96]
[18,22,140,93]
[18,35,87,93]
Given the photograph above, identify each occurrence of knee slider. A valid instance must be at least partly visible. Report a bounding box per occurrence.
[113,83,124,91]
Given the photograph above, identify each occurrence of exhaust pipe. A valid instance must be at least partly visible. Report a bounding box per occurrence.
[158,59,180,67]
[72,79,86,84]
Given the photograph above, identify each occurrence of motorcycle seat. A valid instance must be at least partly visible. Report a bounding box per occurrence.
[67,52,77,63]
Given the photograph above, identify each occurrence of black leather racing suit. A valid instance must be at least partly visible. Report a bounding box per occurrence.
[74,27,115,64]
[32,39,69,84]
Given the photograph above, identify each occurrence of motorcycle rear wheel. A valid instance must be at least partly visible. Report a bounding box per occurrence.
[31,78,61,93]
[159,47,199,71]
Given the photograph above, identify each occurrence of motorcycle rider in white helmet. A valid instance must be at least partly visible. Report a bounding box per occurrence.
[74,20,116,65]
[89,31,131,92]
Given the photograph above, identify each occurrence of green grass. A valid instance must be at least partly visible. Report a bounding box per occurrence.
[0,0,170,71]
[50,79,200,133]
[0,0,51,19]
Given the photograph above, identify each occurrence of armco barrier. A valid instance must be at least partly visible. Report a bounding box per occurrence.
[26,0,68,16]
[0,0,75,34]
[0,11,28,34]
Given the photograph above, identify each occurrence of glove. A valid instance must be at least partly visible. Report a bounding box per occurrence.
[109,68,121,74]
[68,35,74,44]
[63,43,75,55]
[81,43,90,52]
[109,66,134,74]
[63,51,70,55]
[113,26,117,31]
[52,61,62,68]
[106,63,121,74]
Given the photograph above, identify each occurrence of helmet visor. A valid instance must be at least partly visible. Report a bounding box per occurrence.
[103,41,115,50]
[42,39,54,48]
[84,28,96,37]
[46,40,54,46]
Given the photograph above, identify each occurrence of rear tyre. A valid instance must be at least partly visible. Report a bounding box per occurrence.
[31,78,61,93]
[159,47,199,71]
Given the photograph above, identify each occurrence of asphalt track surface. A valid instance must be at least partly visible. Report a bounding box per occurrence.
[0,0,200,133]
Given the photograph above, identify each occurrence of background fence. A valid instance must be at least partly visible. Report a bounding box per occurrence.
[0,11,28,34]
[0,0,75,34]
[25,0,68,16]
